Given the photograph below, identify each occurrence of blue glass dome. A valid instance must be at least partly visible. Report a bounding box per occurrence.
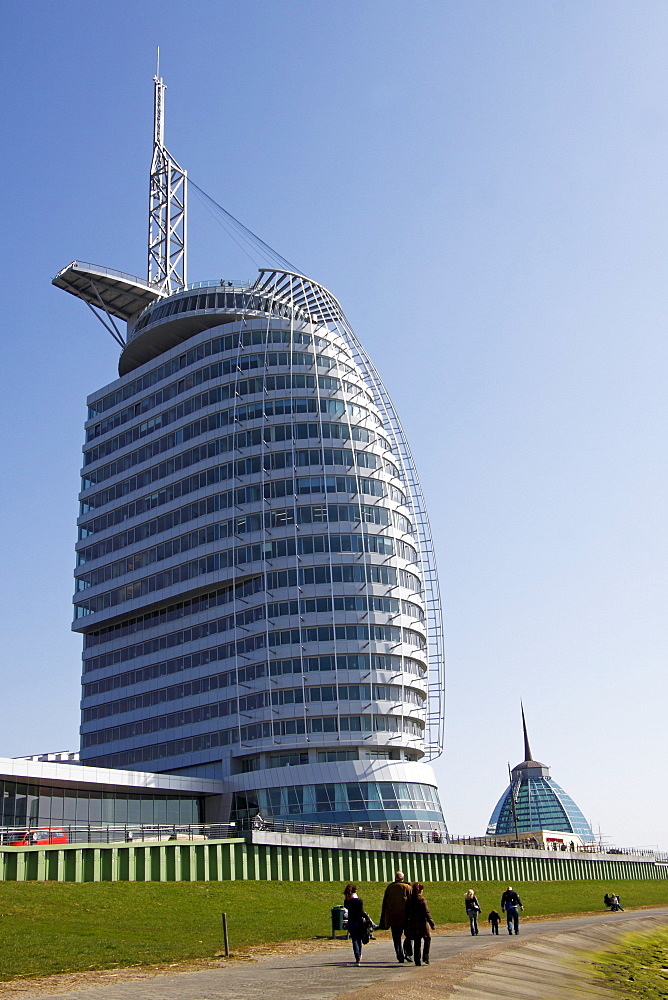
[486,709,595,842]
[486,773,594,840]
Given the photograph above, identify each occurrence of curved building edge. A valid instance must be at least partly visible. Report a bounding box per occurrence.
[70,270,448,837]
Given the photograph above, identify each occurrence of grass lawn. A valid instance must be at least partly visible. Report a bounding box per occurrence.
[0,878,666,982]
[594,925,668,998]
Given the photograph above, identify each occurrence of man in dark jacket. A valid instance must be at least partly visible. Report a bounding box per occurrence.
[500,886,524,934]
[379,871,412,962]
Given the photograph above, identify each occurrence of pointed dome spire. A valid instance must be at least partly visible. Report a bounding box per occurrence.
[510,703,548,776]
[521,701,533,762]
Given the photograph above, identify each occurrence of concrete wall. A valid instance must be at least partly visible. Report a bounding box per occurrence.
[0,830,663,883]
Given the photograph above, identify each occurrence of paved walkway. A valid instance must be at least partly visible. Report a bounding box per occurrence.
[4,908,667,1000]
[445,910,668,1000]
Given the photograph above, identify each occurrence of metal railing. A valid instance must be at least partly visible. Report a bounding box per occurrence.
[185,279,252,290]
[234,817,448,843]
[0,824,212,847]
[449,834,657,857]
[0,822,657,858]
[0,820,447,847]
[61,261,154,288]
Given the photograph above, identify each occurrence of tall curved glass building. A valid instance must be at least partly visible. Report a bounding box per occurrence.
[55,75,447,835]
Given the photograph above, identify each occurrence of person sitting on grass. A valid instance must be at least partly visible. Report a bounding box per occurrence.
[604,893,624,911]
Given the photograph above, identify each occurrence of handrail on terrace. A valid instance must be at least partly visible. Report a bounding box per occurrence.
[0,820,656,858]
[58,261,157,289]
[185,279,253,290]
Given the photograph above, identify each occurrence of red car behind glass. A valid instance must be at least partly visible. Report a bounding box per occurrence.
[9,828,68,846]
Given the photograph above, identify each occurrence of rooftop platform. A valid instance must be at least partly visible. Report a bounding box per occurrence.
[53,261,163,322]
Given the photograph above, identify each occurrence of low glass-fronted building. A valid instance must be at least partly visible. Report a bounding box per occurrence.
[0,779,201,829]
[0,756,216,834]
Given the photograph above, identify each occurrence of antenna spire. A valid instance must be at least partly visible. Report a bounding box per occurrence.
[148,56,187,293]
[521,702,533,762]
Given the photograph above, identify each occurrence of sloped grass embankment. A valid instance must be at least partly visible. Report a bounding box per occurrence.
[0,878,666,982]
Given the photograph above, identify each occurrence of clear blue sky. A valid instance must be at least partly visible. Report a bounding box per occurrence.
[1,0,667,849]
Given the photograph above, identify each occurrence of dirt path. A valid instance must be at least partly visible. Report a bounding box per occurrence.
[1,908,666,1000]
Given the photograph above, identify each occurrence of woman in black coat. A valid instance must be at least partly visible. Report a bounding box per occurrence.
[405,882,435,965]
[344,883,366,966]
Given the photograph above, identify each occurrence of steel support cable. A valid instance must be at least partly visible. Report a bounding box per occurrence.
[189,178,299,273]
[191,188,267,269]
[189,182,271,267]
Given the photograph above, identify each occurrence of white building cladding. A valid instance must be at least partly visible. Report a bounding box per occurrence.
[69,269,446,833]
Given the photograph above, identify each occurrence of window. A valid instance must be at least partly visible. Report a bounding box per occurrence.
[317,750,358,762]
[269,752,308,768]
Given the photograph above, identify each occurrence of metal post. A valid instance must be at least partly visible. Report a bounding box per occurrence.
[222,912,230,957]
[508,763,519,840]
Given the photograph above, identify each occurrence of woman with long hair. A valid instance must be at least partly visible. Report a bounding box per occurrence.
[405,882,435,966]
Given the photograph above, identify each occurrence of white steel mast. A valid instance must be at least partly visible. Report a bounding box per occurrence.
[148,52,187,293]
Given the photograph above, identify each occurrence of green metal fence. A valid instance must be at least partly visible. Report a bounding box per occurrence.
[0,836,664,883]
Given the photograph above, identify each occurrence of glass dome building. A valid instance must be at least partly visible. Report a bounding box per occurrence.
[486,709,594,842]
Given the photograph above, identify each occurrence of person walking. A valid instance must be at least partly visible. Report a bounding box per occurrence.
[464,889,481,936]
[488,909,501,934]
[500,886,524,935]
[405,882,435,966]
[379,870,413,962]
[344,884,366,966]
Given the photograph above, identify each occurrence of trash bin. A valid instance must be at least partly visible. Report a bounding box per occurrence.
[331,905,347,938]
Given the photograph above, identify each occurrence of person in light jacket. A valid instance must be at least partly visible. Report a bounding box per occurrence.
[405,882,435,966]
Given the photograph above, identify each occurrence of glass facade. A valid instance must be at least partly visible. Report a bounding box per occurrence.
[72,275,446,833]
[487,775,595,842]
[0,779,202,828]
[232,780,445,828]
